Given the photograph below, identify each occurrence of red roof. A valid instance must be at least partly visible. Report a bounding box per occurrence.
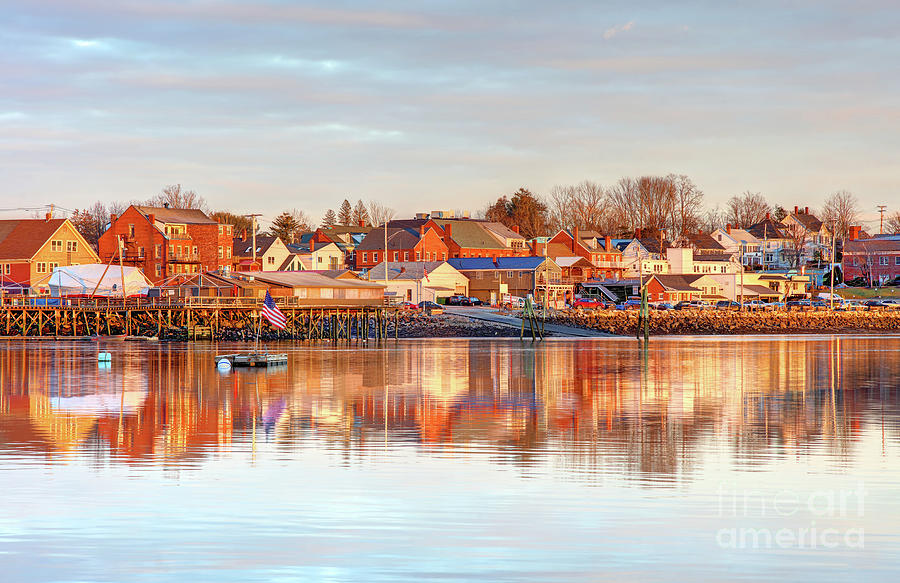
[0,218,69,260]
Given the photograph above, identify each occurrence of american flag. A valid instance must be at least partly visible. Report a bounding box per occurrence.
[261,291,287,329]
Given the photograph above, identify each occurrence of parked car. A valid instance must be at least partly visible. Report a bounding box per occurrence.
[619,298,643,310]
[400,301,418,310]
[715,300,741,310]
[468,297,483,306]
[787,299,811,309]
[674,300,703,310]
[447,295,463,306]
[864,299,889,309]
[458,297,473,306]
[652,302,675,310]
[418,301,443,314]
[573,297,604,310]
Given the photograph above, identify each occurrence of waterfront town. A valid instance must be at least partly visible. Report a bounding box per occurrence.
[1,185,899,334]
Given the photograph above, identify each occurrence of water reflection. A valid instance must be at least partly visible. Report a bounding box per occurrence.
[2,337,898,481]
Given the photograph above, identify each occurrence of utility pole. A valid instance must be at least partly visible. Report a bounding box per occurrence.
[878,205,887,234]
[244,214,262,271]
[830,219,836,310]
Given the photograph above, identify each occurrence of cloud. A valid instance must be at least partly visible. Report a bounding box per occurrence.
[603,21,634,40]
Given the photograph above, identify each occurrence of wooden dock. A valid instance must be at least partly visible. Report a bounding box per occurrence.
[0,298,398,340]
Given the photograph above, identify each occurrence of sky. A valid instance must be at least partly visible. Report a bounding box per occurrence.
[1,0,898,229]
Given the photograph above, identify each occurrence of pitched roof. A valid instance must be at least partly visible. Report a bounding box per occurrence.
[233,236,280,257]
[693,253,733,262]
[496,256,552,270]
[787,212,824,232]
[649,274,705,291]
[367,261,450,280]
[844,239,900,253]
[638,237,669,254]
[236,271,384,289]
[355,227,423,251]
[685,232,726,251]
[480,222,525,241]
[134,206,217,225]
[0,218,69,260]
[432,219,507,250]
[748,218,787,240]
[447,258,498,270]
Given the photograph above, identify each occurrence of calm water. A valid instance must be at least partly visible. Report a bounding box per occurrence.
[1,336,899,582]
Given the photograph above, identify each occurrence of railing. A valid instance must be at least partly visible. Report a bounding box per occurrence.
[0,295,393,310]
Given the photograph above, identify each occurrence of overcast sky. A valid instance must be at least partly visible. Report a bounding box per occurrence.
[2,0,897,228]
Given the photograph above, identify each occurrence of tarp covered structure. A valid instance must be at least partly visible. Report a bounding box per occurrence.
[48,264,151,297]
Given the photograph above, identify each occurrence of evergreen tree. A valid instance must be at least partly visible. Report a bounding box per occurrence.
[269,212,300,244]
[322,209,337,228]
[338,199,352,226]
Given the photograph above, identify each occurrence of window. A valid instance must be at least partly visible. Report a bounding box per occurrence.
[155,263,161,277]
[51,240,62,252]
[393,252,399,261]
[49,262,59,271]
[128,224,135,238]
[507,271,514,278]
[192,246,198,257]
[442,252,447,261]
[2,264,9,275]
[138,246,144,258]
[519,271,525,278]
[476,272,483,279]
[880,256,889,266]
[155,244,161,258]
[852,257,859,266]
[267,256,276,265]
[226,248,231,258]
[218,246,223,259]
[362,252,368,263]
[67,241,78,252]
[36,262,47,273]
[896,257,900,266]
[169,244,175,255]
[404,252,409,261]
[318,257,323,264]
[416,251,421,261]
[373,252,379,262]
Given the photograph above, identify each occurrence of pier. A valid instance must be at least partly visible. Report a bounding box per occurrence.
[0,297,398,341]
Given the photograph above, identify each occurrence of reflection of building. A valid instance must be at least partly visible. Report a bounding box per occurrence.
[1,338,895,478]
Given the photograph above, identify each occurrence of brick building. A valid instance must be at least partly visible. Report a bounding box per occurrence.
[354,222,449,270]
[98,205,233,284]
[842,229,900,284]
[0,216,100,294]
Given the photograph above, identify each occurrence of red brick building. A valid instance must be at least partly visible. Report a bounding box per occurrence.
[541,229,625,280]
[0,216,100,294]
[98,206,233,283]
[842,229,900,284]
[354,222,449,270]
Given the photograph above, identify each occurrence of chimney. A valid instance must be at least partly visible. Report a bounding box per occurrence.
[805,207,809,215]
[358,220,364,227]
[419,225,425,236]
[45,212,52,221]
[635,227,642,239]
[766,212,770,220]
[572,226,579,252]
[309,238,315,252]
[512,225,520,234]
[444,223,452,240]
[726,223,731,234]
[849,226,860,241]
[240,229,246,241]
[604,235,612,251]
[794,205,799,215]
[110,213,117,224]
[148,213,156,225]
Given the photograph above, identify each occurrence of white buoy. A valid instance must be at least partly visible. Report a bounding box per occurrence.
[217,358,232,372]
[98,352,112,362]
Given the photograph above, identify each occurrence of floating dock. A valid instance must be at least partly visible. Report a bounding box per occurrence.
[215,353,288,368]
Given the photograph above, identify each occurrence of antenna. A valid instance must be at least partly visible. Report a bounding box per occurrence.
[243,214,263,270]
[877,205,887,234]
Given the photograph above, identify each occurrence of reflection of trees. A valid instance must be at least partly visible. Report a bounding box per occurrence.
[1,338,899,480]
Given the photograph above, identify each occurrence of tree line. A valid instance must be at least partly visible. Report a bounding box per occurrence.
[67,179,884,253]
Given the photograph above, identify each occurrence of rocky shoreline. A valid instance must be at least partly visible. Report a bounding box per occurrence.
[548,309,900,336]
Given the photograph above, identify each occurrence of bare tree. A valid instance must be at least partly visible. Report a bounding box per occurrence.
[699,205,727,233]
[545,181,609,232]
[726,191,771,228]
[546,184,576,232]
[667,174,704,236]
[821,190,860,243]
[886,211,900,235]
[781,222,809,269]
[210,211,254,236]
[351,200,370,226]
[366,200,396,227]
[147,184,208,212]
